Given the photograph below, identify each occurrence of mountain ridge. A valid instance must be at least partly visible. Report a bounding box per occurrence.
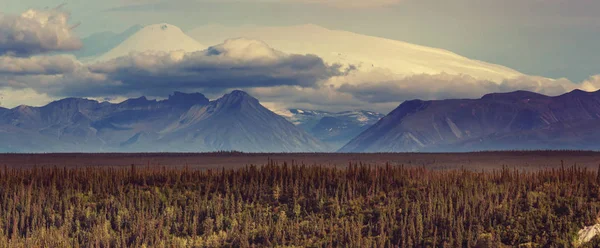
[158,90,328,152]
[0,91,327,152]
[340,89,600,152]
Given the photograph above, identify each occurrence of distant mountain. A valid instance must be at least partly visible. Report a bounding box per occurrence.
[340,89,600,152]
[94,23,206,62]
[280,109,384,149]
[0,91,326,152]
[72,25,143,59]
[188,24,522,82]
[158,91,328,152]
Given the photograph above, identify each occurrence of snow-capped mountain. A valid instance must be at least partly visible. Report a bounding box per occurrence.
[0,91,328,152]
[94,23,207,62]
[280,108,384,149]
[188,24,522,82]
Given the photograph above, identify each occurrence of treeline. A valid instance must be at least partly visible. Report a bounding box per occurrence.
[0,162,600,247]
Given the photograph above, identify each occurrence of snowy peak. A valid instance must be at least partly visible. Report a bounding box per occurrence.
[94,23,207,62]
[285,108,384,126]
[281,108,384,149]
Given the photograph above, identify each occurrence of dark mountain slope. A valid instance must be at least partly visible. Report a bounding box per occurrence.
[340,89,600,152]
[156,91,329,152]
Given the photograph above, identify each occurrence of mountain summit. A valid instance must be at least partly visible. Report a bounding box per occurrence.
[159,90,328,152]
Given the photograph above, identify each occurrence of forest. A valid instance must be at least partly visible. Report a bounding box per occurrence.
[0,160,599,247]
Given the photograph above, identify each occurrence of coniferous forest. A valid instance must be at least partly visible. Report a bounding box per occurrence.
[1,161,600,247]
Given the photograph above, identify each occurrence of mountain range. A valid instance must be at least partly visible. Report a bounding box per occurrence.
[5,89,600,153]
[0,91,327,152]
[341,89,600,152]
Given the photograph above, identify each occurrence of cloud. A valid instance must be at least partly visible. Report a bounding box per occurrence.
[337,72,578,104]
[0,87,53,108]
[0,55,79,75]
[0,8,82,56]
[0,50,587,113]
[63,38,342,97]
[580,75,600,92]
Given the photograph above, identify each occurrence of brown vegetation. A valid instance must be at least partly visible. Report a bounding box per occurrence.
[0,158,599,247]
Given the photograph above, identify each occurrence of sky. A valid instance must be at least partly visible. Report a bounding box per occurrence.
[2,0,600,112]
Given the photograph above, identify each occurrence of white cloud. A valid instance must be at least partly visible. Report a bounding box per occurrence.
[0,8,81,56]
[337,72,578,104]
[0,87,53,108]
[580,75,600,92]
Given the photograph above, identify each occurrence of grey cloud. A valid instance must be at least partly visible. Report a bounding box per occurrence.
[65,38,342,97]
[0,9,82,56]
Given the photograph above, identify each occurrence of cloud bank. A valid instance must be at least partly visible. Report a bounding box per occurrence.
[57,38,341,97]
[337,73,576,104]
